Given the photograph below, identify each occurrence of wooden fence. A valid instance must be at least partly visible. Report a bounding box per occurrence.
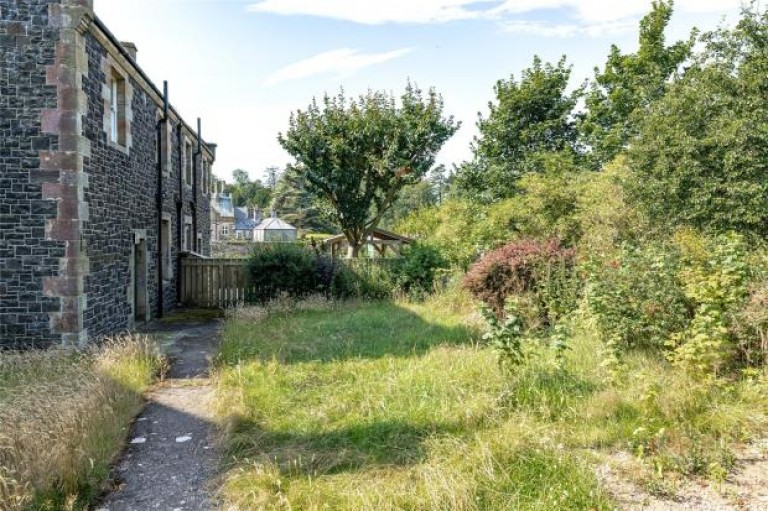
[180,257,251,308]
[180,255,398,309]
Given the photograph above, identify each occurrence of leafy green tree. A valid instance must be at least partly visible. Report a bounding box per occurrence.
[581,1,694,168]
[271,165,338,234]
[279,84,459,257]
[629,5,768,238]
[232,169,249,185]
[226,170,273,210]
[380,179,437,229]
[455,56,581,201]
[430,164,449,204]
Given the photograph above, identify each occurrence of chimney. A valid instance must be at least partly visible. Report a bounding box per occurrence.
[271,210,277,219]
[121,42,138,61]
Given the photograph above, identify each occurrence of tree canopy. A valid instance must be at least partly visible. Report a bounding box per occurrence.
[225,170,272,210]
[580,0,694,168]
[279,84,459,257]
[454,56,580,202]
[629,5,768,238]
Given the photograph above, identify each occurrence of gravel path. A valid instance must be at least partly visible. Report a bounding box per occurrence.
[96,321,221,511]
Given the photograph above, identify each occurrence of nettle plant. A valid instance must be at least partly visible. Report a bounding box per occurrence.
[586,243,691,353]
[669,232,752,377]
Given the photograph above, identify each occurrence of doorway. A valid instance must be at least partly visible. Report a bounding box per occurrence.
[132,231,149,323]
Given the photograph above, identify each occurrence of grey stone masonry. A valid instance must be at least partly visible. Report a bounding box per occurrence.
[0,0,215,347]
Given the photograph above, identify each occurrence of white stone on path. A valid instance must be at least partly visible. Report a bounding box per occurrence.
[176,435,192,443]
[131,437,147,444]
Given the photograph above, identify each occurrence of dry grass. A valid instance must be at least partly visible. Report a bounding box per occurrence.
[0,334,165,510]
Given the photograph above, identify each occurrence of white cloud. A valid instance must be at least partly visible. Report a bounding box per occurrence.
[248,0,742,26]
[263,47,412,86]
[501,19,637,38]
[248,0,490,25]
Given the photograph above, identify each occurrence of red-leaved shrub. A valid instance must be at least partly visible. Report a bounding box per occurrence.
[463,238,577,321]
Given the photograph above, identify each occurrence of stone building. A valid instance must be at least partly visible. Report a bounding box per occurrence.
[0,0,217,346]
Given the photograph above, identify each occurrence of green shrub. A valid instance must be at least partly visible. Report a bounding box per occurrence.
[245,243,319,302]
[333,260,396,300]
[668,232,752,376]
[586,243,691,352]
[389,243,448,296]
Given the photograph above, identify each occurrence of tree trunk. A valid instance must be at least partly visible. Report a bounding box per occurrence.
[347,243,362,258]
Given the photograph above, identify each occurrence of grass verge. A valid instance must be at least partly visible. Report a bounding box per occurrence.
[0,334,165,510]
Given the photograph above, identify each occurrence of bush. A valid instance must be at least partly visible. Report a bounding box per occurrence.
[245,243,320,302]
[463,238,578,327]
[389,243,448,296]
[586,243,691,352]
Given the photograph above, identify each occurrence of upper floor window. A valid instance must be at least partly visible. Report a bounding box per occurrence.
[109,71,127,146]
[185,140,193,186]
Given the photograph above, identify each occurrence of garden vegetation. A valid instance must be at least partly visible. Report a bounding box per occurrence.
[215,3,768,509]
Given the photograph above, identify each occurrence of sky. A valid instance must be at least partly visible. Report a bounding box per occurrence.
[96,0,746,184]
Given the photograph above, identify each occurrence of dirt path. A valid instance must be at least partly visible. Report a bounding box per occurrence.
[96,321,221,511]
[598,443,768,511]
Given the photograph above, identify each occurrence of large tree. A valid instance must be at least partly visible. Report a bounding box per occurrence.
[629,5,768,237]
[270,165,338,234]
[279,84,459,257]
[581,1,694,168]
[454,56,581,202]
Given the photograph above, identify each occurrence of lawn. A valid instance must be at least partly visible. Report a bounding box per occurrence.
[215,299,616,510]
[216,296,768,510]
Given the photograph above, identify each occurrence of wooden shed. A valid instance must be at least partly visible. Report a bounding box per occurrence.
[323,228,414,259]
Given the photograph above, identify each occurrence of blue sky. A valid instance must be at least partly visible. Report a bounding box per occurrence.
[96,0,744,184]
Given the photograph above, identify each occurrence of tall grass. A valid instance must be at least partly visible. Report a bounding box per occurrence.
[0,334,165,510]
[215,299,613,510]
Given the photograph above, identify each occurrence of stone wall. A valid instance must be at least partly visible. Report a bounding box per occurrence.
[0,0,214,346]
[0,0,65,347]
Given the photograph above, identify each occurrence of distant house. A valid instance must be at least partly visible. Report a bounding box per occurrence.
[323,228,413,258]
[234,207,261,240]
[255,213,298,242]
[210,188,235,242]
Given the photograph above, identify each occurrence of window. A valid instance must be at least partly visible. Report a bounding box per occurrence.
[185,141,193,186]
[202,160,209,195]
[184,216,193,251]
[160,218,172,281]
[109,71,127,146]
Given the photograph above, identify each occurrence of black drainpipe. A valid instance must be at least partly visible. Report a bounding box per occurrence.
[155,81,169,319]
[192,118,201,253]
[176,122,183,305]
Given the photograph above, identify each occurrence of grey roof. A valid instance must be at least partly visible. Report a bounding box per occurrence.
[234,207,258,231]
[256,217,297,231]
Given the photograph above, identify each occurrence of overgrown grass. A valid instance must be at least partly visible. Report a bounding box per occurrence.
[0,334,165,510]
[215,297,615,510]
